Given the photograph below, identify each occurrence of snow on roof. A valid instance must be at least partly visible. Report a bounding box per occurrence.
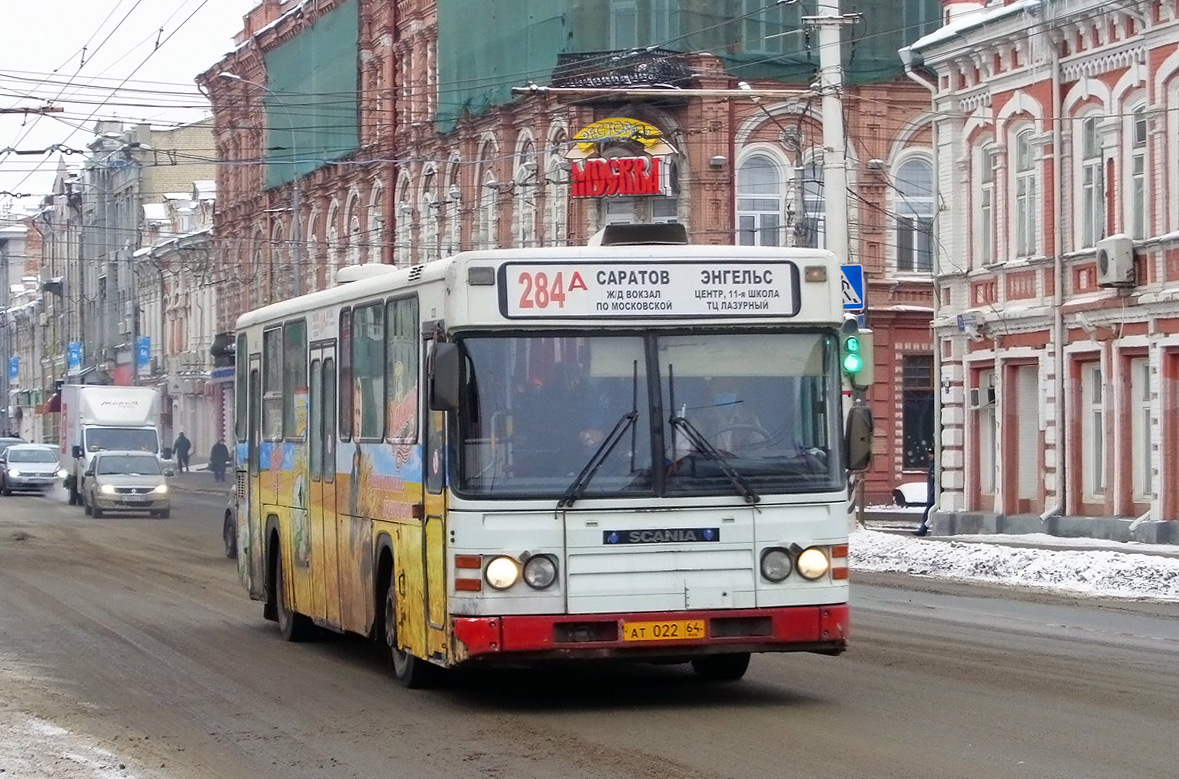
[910,0,1041,53]
[141,203,168,222]
[193,180,216,199]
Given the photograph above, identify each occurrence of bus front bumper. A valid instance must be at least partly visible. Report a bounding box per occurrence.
[451,604,848,663]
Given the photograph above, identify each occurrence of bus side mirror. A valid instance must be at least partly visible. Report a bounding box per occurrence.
[429,342,461,412]
[72,445,84,459]
[845,405,873,473]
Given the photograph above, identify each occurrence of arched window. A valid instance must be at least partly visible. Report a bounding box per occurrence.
[421,169,439,262]
[446,161,461,255]
[269,222,284,304]
[478,170,499,250]
[368,185,384,266]
[737,153,783,246]
[515,141,537,248]
[895,157,934,273]
[394,176,412,267]
[799,155,825,249]
[1128,105,1147,239]
[325,205,340,286]
[1013,128,1038,257]
[975,143,996,269]
[1078,116,1104,249]
[346,196,363,267]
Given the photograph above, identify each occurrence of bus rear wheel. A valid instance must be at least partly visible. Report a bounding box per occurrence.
[381,579,437,689]
[274,549,315,642]
[691,652,751,682]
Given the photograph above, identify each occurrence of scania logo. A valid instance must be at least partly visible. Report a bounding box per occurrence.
[602,528,720,545]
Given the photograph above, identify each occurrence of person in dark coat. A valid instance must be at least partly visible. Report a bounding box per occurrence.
[914,448,936,536]
[209,439,230,482]
[173,433,192,473]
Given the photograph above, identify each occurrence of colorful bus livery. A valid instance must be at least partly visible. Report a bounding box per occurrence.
[233,232,873,687]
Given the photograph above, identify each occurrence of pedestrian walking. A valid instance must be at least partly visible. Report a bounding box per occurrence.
[209,439,230,483]
[914,448,936,536]
[173,433,192,473]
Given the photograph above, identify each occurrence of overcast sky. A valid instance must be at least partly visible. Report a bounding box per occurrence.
[0,0,258,213]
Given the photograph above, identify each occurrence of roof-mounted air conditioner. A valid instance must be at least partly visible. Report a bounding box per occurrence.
[1095,235,1135,288]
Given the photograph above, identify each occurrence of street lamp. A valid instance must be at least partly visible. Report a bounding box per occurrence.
[218,72,304,296]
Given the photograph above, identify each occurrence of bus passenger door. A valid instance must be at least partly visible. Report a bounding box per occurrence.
[422,407,448,660]
[246,356,265,600]
[309,345,342,628]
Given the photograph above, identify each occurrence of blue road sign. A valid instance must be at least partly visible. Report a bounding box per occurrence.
[840,265,865,311]
[7,356,17,382]
[136,336,151,371]
[67,342,83,372]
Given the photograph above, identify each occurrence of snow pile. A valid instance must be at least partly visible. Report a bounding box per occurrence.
[850,529,1179,601]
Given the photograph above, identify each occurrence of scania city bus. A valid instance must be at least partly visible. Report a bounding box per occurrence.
[231,225,873,687]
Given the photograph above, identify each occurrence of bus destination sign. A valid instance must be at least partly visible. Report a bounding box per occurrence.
[498,260,800,319]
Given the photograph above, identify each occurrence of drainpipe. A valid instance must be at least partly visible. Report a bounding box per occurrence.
[900,47,942,527]
[1040,30,1065,523]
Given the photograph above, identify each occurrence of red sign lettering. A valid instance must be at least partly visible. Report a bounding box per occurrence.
[570,157,663,198]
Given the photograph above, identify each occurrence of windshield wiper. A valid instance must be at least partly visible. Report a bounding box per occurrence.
[668,414,761,505]
[559,360,640,509]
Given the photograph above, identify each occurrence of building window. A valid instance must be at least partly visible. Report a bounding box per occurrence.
[652,0,678,43]
[895,157,934,273]
[1082,362,1105,499]
[741,0,787,55]
[394,179,412,267]
[1129,106,1147,240]
[545,157,568,246]
[515,145,537,248]
[476,170,499,250]
[799,156,825,249]
[421,170,438,262]
[610,0,638,49]
[902,355,934,469]
[652,197,678,223]
[737,154,782,246]
[1078,116,1104,249]
[977,145,995,267]
[447,162,462,255]
[1014,129,1038,257]
[1131,357,1152,500]
[977,369,997,496]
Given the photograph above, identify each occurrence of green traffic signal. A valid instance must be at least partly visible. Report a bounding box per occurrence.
[842,335,863,374]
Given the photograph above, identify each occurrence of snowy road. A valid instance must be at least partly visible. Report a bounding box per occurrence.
[2,493,1178,779]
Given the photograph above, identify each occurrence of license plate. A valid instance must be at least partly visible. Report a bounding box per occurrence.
[124,494,147,502]
[622,619,707,642]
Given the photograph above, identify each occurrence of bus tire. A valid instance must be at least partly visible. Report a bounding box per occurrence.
[223,512,238,559]
[691,652,751,682]
[380,574,437,689]
[274,545,315,642]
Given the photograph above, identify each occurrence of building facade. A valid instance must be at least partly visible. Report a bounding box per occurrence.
[910,0,1179,541]
[199,0,944,502]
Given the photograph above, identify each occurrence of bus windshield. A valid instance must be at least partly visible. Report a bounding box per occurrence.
[455,331,843,500]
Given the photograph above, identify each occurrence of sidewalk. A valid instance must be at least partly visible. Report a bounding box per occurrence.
[168,465,232,496]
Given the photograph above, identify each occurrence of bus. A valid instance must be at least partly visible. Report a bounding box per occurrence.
[231,225,873,687]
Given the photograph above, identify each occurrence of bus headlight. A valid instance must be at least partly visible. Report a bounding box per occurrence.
[796,547,830,580]
[523,555,558,589]
[760,548,792,582]
[484,556,520,590]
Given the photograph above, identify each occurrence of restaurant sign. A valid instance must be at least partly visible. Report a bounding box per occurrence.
[567,117,675,199]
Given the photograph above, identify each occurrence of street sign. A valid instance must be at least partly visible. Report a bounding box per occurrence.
[67,342,83,372]
[840,264,865,311]
[7,356,17,382]
[136,336,151,375]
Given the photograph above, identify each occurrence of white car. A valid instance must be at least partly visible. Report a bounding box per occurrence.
[0,444,66,495]
[82,450,171,518]
[892,480,929,508]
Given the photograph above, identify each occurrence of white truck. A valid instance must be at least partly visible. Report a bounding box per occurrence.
[59,385,167,506]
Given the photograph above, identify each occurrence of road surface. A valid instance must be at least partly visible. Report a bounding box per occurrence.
[1,488,1176,778]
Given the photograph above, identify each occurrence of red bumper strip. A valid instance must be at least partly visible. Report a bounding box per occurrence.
[453,604,849,658]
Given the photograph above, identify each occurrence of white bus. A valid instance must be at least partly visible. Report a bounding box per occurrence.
[232,225,873,687]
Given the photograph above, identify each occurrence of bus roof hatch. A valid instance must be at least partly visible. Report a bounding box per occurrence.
[587,223,689,247]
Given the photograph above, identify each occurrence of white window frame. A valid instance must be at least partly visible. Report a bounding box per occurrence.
[799,154,825,249]
[1013,128,1038,257]
[741,0,786,55]
[1082,362,1105,500]
[977,369,997,496]
[652,0,678,44]
[610,0,638,50]
[421,170,438,262]
[976,143,996,268]
[894,154,935,274]
[736,151,785,247]
[1130,357,1153,501]
[1077,115,1105,249]
[1127,105,1147,240]
[545,157,568,247]
[393,179,411,267]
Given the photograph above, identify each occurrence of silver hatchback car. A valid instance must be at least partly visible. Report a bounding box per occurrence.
[82,450,171,518]
[0,443,65,495]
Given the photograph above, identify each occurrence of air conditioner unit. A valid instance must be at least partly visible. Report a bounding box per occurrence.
[969,386,996,409]
[1095,234,1135,287]
[118,322,131,335]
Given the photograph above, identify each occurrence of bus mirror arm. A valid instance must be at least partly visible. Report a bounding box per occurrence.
[844,405,873,473]
[429,342,462,412]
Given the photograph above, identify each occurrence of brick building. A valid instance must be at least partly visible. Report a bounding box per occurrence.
[908,0,1179,541]
[199,0,944,501]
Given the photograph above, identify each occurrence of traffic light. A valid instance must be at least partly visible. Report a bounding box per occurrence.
[840,318,874,390]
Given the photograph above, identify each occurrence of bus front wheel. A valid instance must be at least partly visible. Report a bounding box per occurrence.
[691,652,751,682]
[381,578,437,689]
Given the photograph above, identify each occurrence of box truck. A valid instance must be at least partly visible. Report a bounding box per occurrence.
[59,385,166,506]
